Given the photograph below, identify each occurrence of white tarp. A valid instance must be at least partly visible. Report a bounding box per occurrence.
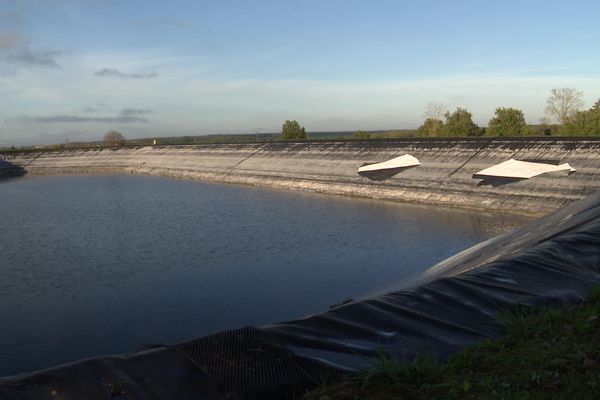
[357,154,420,173]
[474,159,576,179]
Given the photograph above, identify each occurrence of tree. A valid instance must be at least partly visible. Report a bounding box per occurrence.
[545,88,584,124]
[443,108,481,136]
[104,130,125,145]
[353,130,370,139]
[486,107,530,136]
[560,102,600,136]
[422,102,446,136]
[417,118,444,137]
[538,116,556,136]
[281,120,307,140]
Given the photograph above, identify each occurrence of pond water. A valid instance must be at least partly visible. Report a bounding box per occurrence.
[0,175,529,376]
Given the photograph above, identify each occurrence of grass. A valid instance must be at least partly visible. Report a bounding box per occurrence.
[303,288,600,400]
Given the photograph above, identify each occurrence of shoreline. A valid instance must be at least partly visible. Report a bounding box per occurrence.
[4,138,600,216]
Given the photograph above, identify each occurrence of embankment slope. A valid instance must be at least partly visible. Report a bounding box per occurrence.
[4,138,600,215]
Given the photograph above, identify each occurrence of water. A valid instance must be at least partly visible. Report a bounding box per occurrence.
[0,175,529,376]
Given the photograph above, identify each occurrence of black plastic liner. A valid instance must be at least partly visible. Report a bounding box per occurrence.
[264,191,600,372]
[0,347,228,400]
[2,192,600,399]
[0,160,26,179]
[174,326,338,399]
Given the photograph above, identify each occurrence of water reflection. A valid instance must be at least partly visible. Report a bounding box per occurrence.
[0,175,529,376]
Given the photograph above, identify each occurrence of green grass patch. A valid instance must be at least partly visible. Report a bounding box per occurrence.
[303,288,600,400]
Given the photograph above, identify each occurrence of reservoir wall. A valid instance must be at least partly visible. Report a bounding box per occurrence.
[3,138,600,215]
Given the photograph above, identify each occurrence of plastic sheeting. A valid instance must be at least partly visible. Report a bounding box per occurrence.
[357,154,420,173]
[264,191,600,372]
[357,154,420,181]
[2,191,600,399]
[0,347,228,400]
[0,160,25,179]
[473,158,576,179]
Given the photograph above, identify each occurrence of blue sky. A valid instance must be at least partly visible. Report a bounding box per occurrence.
[1,0,599,145]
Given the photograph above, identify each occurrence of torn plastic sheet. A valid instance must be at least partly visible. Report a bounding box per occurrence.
[473,158,576,179]
[2,191,600,399]
[357,154,420,181]
[357,154,420,173]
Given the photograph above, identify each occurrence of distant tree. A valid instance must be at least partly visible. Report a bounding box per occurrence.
[560,102,600,136]
[538,116,551,126]
[281,120,307,140]
[104,130,125,145]
[353,130,370,139]
[486,107,530,136]
[537,116,555,136]
[379,130,414,138]
[443,108,481,136]
[417,118,444,137]
[545,88,584,124]
[422,102,446,136]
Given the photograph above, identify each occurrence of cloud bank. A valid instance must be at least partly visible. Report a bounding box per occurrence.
[10,108,152,124]
[3,48,62,67]
[93,68,158,79]
[0,31,62,67]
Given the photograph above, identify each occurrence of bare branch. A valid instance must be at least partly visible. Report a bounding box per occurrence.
[545,88,584,124]
[422,102,446,136]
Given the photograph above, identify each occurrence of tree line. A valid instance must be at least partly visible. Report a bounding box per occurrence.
[17,87,595,151]
[279,88,598,141]
[417,88,600,137]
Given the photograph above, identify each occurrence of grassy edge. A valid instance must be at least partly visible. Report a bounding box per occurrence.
[302,287,600,400]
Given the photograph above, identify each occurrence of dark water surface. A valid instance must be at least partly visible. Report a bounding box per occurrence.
[0,175,529,376]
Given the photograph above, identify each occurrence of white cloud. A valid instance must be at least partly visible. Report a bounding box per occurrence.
[174,74,600,128]
[2,47,600,145]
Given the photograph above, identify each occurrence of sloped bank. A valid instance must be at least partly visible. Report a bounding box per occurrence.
[0,159,25,179]
[4,137,600,214]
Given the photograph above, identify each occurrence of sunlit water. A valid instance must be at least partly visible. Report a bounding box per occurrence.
[0,175,529,376]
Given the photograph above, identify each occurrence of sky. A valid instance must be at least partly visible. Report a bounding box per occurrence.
[1,0,599,146]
